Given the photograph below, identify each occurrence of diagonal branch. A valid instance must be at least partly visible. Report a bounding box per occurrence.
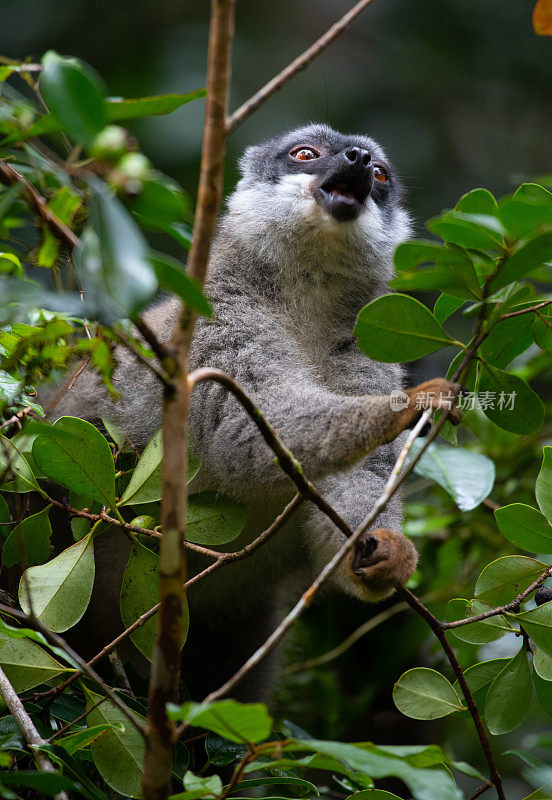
[0,161,79,250]
[396,587,505,800]
[0,665,69,800]
[188,368,353,538]
[226,0,379,133]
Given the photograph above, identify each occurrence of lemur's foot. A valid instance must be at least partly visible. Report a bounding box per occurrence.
[405,378,462,426]
[349,528,418,601]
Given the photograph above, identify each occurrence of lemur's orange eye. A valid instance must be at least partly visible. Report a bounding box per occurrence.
[373,164,389,183]
[290,146,320,161]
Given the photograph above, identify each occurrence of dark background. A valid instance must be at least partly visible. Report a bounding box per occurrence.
[1,0,550,225]
[1,2,551,795]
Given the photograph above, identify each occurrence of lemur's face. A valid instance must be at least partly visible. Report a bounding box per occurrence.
[237,124,403,224]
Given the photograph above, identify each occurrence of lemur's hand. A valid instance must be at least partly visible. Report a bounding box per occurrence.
[405,378,462,425]
[348,528,418,601]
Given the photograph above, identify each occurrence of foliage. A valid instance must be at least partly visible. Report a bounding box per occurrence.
[0,45,552,800]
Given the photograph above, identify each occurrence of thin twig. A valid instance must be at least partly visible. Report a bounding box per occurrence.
[467,785,493,800]
[0,406,33,431]
[182,409,433,714]
[396,587,505,800]
[45,358,91,416]
[500,298,552,320]
[443,564,552,630]
[188,368,354,539]
[0,665,70,800]
[226,0,378,133]
[133,316,174,367]
[39,494,303,699]
[112,328,171,387]
[0,161,79,250]
[0,603,145,739]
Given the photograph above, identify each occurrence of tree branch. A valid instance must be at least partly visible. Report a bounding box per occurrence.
[0,161,79,250]
[0,665,70,800]
[226,0,378,133]
[442,564,552,630]
[395,587,505,800]
[188,368,354,539]
[183,409,433,712]
[0,603,145,739]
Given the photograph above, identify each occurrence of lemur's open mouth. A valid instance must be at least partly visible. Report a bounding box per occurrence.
[313,174,370,222]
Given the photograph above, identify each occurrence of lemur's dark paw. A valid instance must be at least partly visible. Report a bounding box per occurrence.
[349,528,418,601]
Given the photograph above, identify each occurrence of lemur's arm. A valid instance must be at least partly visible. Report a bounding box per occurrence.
[189,299,459,501]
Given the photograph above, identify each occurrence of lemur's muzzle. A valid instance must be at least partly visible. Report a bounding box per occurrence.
[311,146,373,222]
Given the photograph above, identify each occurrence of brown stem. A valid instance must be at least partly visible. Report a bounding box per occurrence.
[396,588,505,800]
[0,161,79,250]
[178,411,434,715]
[226,0,378,133]
[40,493,302,701]
[500,298,552,320]
[468,785,493,800]
[443,564,552,630]
[0,665,70,800]
[133,316,174,367]
[188,368,353,539]
[0,603,144,738]
[142,8,235,794]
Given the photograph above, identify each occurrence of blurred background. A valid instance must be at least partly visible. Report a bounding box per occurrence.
[0,0,550,224]
[1,1,551,796]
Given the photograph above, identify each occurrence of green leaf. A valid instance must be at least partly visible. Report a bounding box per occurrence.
[0,435,43,494]
[489,232,552,291]
[434,294,465,323]
[175,771,223,800]
[346,793,402,800]
[428,210,504,249]
[455,187,498,215]
[409,441,495,511]
[288,740,464,800]
[167,699,273,744]
[19,532,95,632]
[514,603,552,659]
[118,428,200,506]
[40,51,106,146]
[120,539,188,660]
[354,294,455,362]
[76,180,158,322]
[533,306,552,351]
[151,253,213,317]
[0,630,69,693]
[106,89,205,120]
[452,659,510,700]
[393,667,465,720]
[394,240,443,270]
[534,647,552,681]
[187,492,247,546]
[56,723,118,755]
[2,505,51,567]
[230,777,319,795]
[536,447,552,522]
[480,312,535,368]
[499,183,552,240]
[479,365,544,434]
[484,647,532,734]
[86,687,145,798]
[495,503,552,552]
[474,555,545,606]
[534,672,552,719]
[0,771,78,796]
[446,598,511,644]
[391,245,482,299]
[32,416,116,507]
[130,180,189,229]
[38,187,82,269]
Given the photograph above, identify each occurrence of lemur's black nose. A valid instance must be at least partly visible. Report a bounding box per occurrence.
[343,147,371,168]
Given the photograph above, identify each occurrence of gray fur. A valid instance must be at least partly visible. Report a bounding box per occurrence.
[52,125,412,698]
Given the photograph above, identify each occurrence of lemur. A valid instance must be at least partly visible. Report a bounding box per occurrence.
[52,125,460,700]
